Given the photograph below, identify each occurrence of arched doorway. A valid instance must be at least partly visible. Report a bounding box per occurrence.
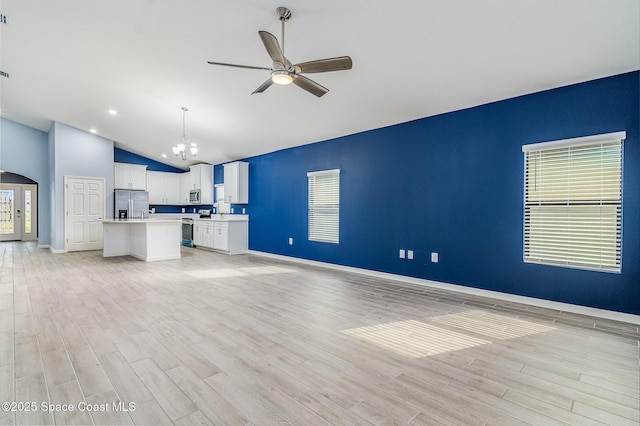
[0,172,38,242]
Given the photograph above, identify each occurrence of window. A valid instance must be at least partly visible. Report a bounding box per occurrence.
[214,184,230,213]
[522,132,624,273]
[0,189,14,234]
[308,169,340,243]
[24,190,32,234]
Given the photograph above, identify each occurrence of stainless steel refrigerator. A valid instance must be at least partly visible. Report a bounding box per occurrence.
[114,190,149,219]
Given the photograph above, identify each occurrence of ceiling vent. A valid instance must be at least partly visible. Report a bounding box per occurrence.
[0,71,9,79]
[0,14,7,24]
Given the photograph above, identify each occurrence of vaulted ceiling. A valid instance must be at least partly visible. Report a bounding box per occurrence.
[1,0,638,169]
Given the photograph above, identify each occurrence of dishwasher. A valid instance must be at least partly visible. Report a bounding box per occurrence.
[181,218,194,247]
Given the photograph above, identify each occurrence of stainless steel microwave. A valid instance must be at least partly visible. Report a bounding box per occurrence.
[189,189,201,204]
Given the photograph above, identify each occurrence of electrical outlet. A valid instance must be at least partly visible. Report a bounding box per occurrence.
[407,250,414,260]
[431,252,439,263]
[288,237,293,245]
[242,208,246,214]
[399,249,405,259]
[231,208,234,214]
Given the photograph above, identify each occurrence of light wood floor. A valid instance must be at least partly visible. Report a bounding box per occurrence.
[0,242,638,426]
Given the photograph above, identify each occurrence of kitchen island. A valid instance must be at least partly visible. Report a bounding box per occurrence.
[102,218,181,261]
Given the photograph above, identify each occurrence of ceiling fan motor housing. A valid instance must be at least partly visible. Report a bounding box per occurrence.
[277,7,291,21]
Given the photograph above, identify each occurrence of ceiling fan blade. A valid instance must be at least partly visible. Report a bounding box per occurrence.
[258,31,286,65]
[207,61,271,71]
[292,75,328,97]
[251,78,274,95]
[294,56,353,74]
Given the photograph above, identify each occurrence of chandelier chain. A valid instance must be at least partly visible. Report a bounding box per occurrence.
[182,106,189,142]
[173,106,197,161]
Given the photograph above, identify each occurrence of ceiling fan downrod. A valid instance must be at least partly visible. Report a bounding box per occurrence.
[277,7,291,57]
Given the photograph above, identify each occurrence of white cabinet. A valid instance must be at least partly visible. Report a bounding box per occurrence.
[147,171,181,205]
[179,173,190,205]
[165,173,181,204]
[147,172,163,204]
[193,217,248,254]
[114,163,147,190]
[189,164,213,205]
[214,219,248,254]
[223,162,249,204]
[194,221,214,248]
[212,222,229,251]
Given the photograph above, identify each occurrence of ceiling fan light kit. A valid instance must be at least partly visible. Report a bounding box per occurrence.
[271,70,294,85]
[207,6,352,97]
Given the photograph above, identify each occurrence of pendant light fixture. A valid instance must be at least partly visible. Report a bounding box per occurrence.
[172,106,198,160]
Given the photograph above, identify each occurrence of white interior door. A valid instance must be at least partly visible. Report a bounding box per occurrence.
[0,184,21,241]
[65,176,105,251]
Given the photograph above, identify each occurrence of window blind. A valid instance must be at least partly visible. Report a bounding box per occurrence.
[308,169,340,244]
[522,132,624,273]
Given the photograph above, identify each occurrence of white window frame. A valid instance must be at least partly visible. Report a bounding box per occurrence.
[214,184,230,213]
[522,131,625,273]
[308,169,340,244]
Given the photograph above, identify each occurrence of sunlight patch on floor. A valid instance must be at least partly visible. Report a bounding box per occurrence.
[188,266,296,279]
[342,320,491,358]
[430,310,556,340]
[241,266,296,275]
[341,310,556,358]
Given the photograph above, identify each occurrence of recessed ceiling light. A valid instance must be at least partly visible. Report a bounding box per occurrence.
[89,128,97,134]
[107,109,117,115]
[161,154,167,158]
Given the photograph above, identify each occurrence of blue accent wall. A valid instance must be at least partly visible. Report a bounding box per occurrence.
[115,148,214,213]
[114,147,185,173]
[239,71,640,315]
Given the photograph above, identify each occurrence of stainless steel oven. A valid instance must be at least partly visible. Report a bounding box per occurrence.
[181,218,194,247]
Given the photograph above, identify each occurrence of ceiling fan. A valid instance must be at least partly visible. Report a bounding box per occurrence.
[207,6,352,97]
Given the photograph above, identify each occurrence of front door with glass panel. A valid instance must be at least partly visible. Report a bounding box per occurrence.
[0,183,37,242]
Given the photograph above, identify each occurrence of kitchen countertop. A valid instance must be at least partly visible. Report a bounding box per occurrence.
[101,218,182,224]
[193,214,249,222]
[101,214,249,223]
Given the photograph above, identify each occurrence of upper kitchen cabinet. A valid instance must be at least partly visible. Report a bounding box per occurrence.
[147,171,181,205]
[188,164,213,204]
[223,161,249,204]
[114,163,147,190]
[179,173,191,205]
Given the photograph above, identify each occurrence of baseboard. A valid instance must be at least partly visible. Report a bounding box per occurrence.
[248,250,640,325]
[48,246,66,254]
[37,244,50,249]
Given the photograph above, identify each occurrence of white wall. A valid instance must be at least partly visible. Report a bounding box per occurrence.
[48,123,57,247]
[0,118,51,246]
[50,122,114,251]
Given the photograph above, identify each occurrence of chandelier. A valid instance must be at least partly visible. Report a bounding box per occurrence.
[172,107,198,160]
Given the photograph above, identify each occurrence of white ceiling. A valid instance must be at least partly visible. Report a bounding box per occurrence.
[1,0,638,170]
